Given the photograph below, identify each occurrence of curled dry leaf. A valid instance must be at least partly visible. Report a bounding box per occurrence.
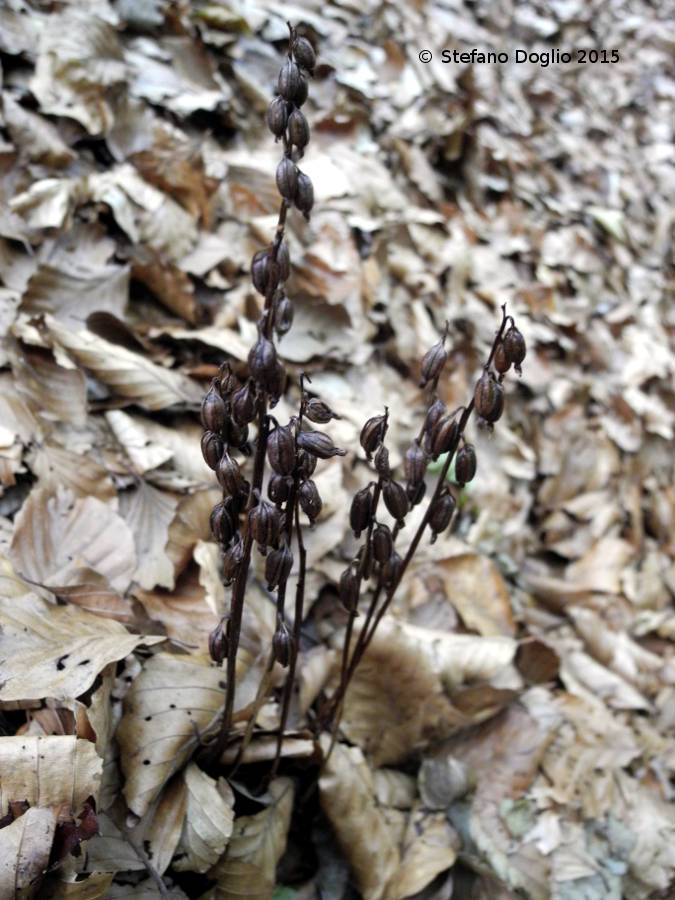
[120,480,178,590]
[10,487,136,595]
[27,442,117,505]
[173,764,234,873]
[0,807,58,899]
[9,340,88,426]
[0,735,101,810]
[138,565,219,653]
[0,592,163,703]
[199,860,273,900]
[319,739,400,900]
[117,653,227,817]
[393,804,459,900]
[435,553,516,637]
[46,316,203,410]
[106,410,175,475]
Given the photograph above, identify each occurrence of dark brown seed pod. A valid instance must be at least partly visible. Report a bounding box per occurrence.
[339,563,360,612]
[296,429,346,459]
[404,440,427,485]
[360,414,386,459]
[216,451,243,495]
[293,35,316,72]
[474,371,504,424]
[201,430,224,470]
[406,479,426,507]
[350,484,373,538]
[266,359,286,406]
[248,330,277,386]
[382,479,409,525]
[266,95,288,138]
[273,293,294,337]
[231,379,256,425]
[248,497,280,550]
[228,420,250,452]
[250,248,280,297]
[374,444,391,479]
[267,423,296,476]
[276,240,290,281]
[381,550,402,589]
[372,522,393,564]
[429,491,456,542]
[294,72,308,106]
[357,539,374,581]
[217,363,237,400]
[278,59,301,100]
[305,397,339,424]
[294,171,314,220]
[494,340,511,374]
[298,478,322,522]
[424,397,446,437]
[268,473,291,505]
[265,543,293,590]
[210,501,235,545]
[419,335,448,388]
[201,380,226,434]
[431,415,459,459]
[208,620,228,664]
[455,443,477,485]
[288,108,310,150]
[297,450,317,478]
[276,157,298,202]
[222,538,245,586]
[503,325,526,374]
[273,621,293,667]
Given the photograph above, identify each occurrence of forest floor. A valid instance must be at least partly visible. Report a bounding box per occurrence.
[0,0,673,898]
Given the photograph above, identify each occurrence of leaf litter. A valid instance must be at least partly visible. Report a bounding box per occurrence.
[0,0,673,897]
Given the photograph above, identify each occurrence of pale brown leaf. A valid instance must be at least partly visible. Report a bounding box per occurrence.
[173,763,234,873]
[0,807,58,900]
[120,481,178,590]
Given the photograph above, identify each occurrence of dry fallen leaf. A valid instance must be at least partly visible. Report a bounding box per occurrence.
[173,763,234,873]
[0,806,58,899]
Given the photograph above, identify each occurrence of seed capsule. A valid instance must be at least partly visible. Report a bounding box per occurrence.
[419,335,448,388]
[201,380,226,434]
[276,156,298,202]
[250,248,279,296]
[339,563,360,612]
[424,397,446,437]
[429,491,456,542]
[248,330,278,387]
[267,423,296,476]
[273,621,293,667]
[350,484,373,538]
[305,398,339,424]
[455,443,477,485]
[357,540,374,581]
[372,522,393,564]
[210,501,235,545]
[266,95,288,138]
[267,359,286,405]
[296,429,346,459]
[494,340,510,374]
[297,450,317,478]
[268,473,291,505]
[503,325,526,374]
[278,59,301,100]
[383,479,408,525]
[231,379,256,425]
[298,478,322,522]
[228,420,250,452]
[273,293,293,337]
[216,451,243,495]
[201,430,224,470]
[288,108,310,151]
[208,620,228,664]
[293,35,316,72]
[295,171,314,220]
[374,444,391,479]
[360,414,386,459]
[294,73,308,106]
[248,498,280,550]
[431,415,459,458]
[222,538,245,586]
[381,551,402,589]
[276,241,290,281]
[265,543,293,591]
[404,440,427,485]
[474,371,504,424]
[406,480,426,507]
